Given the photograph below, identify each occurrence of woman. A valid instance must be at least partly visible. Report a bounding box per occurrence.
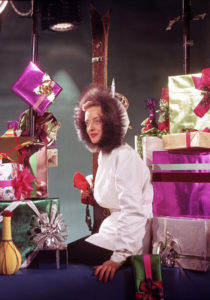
[69,84,153,283]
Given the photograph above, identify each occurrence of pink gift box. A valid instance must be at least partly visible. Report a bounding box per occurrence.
[0,163,24,201]
[152,150,210,218]
[12,61,62,116]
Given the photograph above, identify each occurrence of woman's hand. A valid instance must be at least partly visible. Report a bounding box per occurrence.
[93,260,120,283]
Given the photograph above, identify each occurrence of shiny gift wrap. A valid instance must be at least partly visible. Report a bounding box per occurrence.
[169,73,210,133]
[132,254,164,300]
[0,199,60,265]
[0,135,33,163]
[152,216,210,271]
[152,150,210,218]
[12,61,62,116]
[22,143,48,198]
[0,163,24,201]
[163,132,210,150]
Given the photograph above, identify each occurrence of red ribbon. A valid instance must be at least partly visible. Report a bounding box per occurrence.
[12,167,36,200]
[184,128,210,148]
[192,69,210,118]
[153,172,210,182]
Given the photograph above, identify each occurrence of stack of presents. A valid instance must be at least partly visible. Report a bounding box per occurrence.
[0,61,68,273]
[134,68,210,297]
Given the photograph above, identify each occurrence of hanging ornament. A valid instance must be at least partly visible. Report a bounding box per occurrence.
[0,211,22,275]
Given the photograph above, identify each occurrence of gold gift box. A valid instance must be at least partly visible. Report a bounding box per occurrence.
[169,73,210,133]
[0,136,33,163]
[163,132,210,150]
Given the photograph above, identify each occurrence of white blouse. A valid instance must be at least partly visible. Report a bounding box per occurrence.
[85,143,153,265]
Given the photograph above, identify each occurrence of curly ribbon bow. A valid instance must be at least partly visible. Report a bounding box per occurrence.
[17,110,61,147]
[33,73,56,111]
[22,202,68,268]
[192,69,210,118]
[13,167,36,200]
[156,232,180,268]
[136,255,164,300]
[31,203,68,250]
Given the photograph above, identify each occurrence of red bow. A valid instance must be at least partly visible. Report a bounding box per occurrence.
[13,167,36,200]
[136,280,163,300]
[192,69,210,118]
[73,172,94,205]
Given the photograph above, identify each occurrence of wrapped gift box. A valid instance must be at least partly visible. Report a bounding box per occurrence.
[163,131,210,150]
[132,254,164,299]
[0,135,33,163]
[22,143,48,198]
[0,163,25,201]
[0,198,60,266]
[12,61,62,116]
[152,216,210,271]
[135,136,163,165]
[169,73,210,133]
[152,150,210,218]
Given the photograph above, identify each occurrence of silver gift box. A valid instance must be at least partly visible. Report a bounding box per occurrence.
[152,216,210,271]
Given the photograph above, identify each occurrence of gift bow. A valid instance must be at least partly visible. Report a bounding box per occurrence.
[192,69,210,118]
[33,73,55,102]
[156,231,180,268]
[13,167,36,200]
[31,203,68,250]
[136,280,163,300]
[136,255,164,300]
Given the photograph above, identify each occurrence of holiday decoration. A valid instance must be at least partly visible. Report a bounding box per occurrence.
[157,88,169,132]
[162,130,210,150]
[0,211,22,275]
[0,128,33,164]
[12,61,62,116]
[169,72,210,133]
[152,216,210,271]
[20,142,48,198]
[17,109,61,147]
[132,254,164,300]
[152,150,210,218]
[0,198,60,265]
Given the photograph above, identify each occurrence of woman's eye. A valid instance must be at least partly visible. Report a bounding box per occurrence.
[94,119,101,125]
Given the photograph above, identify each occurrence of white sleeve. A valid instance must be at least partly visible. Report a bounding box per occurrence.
[110,148,152,265]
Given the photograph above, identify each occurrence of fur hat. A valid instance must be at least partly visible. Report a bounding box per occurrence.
[74,84,130,153]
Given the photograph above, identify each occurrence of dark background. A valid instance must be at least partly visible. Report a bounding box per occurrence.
[0,0,210,242]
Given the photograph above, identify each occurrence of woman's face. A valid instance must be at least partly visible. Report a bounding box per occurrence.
[85,105,103,144]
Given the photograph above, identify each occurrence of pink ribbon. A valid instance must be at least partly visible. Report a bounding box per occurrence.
[185,128,210,148]
[136,255,164,300]
[192,69,210,118]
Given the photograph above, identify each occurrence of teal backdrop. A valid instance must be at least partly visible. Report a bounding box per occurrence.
[0,0,210,242]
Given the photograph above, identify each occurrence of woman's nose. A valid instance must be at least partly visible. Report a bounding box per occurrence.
[88,121,95,131]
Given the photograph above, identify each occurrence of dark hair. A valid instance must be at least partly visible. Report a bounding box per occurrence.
[74,84,129,153]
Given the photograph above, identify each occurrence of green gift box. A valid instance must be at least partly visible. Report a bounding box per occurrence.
[0,198,60,266]
[131,254,164,300]
[169,73,210,133]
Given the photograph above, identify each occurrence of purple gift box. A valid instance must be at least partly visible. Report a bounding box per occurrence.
[152,150,210,218]
[12,61,62,116]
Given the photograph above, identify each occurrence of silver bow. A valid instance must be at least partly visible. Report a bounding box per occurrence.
[156,231,180,268]
[31,203,68,250]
